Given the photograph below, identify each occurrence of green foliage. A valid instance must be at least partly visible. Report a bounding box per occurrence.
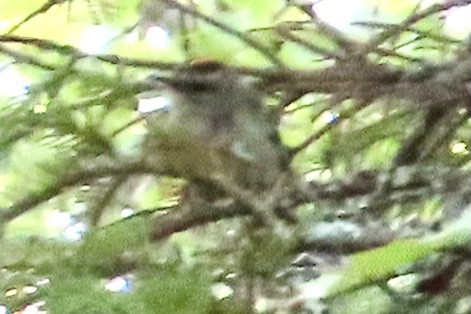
[329,210,471,298]
[1,0,471,313]
[239,228,294,278]
[328,286,392,314]
[136,267,212,314]
[47,266,212,314]
[47,274,137,314]
[4,138,74,201]
[331,238,435,296]
[78,215,151,274]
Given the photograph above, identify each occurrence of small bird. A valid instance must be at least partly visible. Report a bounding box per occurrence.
[142,61,289,203]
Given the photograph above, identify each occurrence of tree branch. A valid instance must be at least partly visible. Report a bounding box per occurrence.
[0,159,162,222]
[150,201,251,240]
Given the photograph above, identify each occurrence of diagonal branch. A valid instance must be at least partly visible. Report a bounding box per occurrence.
[0,35,182,70]
[0,159,162,222]
[150,200,251,240]
[0,44,57,70]
[365,0,471,51]
[7,0,68,34]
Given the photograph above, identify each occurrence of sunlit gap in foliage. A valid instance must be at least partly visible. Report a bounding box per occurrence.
[444,4,471,37]
[0,67,29,97]
[47,210,87,241]
[144,26,171,49]
[321,111,339,124]
[120,207,134,218]
[79,25,117,54]
[310,0,471,39]
[104,275,132,293]
[313,0,367,31]
[0,305,9,314]
[80,24,170,54]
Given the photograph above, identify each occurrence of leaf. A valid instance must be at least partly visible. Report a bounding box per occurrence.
[329,238,434,297]
[47,274,137,314]
[136,267,212,314]
[328,209,471,297]
[77,215,151,272]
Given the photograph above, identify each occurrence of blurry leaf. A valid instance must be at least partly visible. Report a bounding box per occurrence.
[47,274,136,314]
[189,25,246,62]
[363,138,401,168]
[0,239,29,267]
[222,0,284,19]
[0,238,74,271]
[5,1,91,43]
[329,238,435,297]
[4,208,53,238]
[136,266,212,314]
[332,110,412,158]
[240,229,294,278]
[0,0,64,22]
[138,183,174,210]
[4,139,72,201]
[77,215,151,272]
[278,41,319,69]
[329,209,471,297]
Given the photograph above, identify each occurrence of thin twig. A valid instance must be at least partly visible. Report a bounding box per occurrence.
[289,102,362,156]
[374,47,424,62]
[7,0,68,34]
[275,23,339,59]
[150,201,252,240]
[365,0,471,51]
[353,21,462,45]
[0,35,182,70]
[159,0,284,66]
[0,35,277,77]
[87,175,128,227]
[0,44,57,70]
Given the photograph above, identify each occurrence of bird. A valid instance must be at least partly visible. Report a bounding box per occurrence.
[141,61,289,206]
